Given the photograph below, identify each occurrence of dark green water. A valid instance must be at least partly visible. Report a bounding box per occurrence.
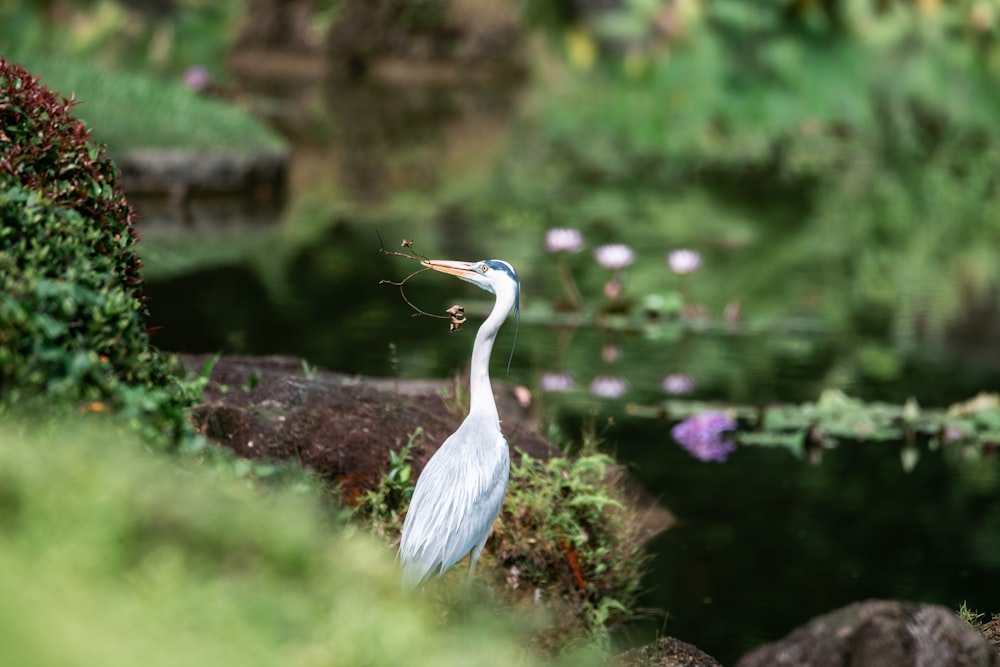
[596,418,1000,663]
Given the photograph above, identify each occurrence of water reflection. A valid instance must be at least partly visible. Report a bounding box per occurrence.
[145,235,1000,410]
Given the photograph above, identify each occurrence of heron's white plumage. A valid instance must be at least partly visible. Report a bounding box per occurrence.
[399,414,510,588]
[398,259,519,589]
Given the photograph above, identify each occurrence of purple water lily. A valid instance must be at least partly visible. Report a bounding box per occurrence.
[590,375,628,399]
[661,373,695,395]
[667,249,702,275]
[671,411,737,462]
[545,228,584,253]
[594,243,635,271]
[539,371,575,392]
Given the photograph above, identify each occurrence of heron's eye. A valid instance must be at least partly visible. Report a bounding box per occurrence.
[481,265,489,273]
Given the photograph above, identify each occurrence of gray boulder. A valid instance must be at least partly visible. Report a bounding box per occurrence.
[736,599,1000,667]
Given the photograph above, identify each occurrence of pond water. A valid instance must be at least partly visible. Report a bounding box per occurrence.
[136,72,1000,664]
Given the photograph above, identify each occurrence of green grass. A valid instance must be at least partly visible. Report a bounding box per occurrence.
[4,53,284,154]
[0,414,603,667]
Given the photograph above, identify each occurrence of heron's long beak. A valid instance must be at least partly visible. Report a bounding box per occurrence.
[421,259,476,277]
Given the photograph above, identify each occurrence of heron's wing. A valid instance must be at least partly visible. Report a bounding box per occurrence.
[399,425,510,589]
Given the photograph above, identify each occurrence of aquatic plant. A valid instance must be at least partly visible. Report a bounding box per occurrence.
[593,243,635,271]
[666,249,701,275]
[546,227,584,253]
[546,227,585,310]
[661,373,695,395]
[590,375,628,399]
[540,371,575,392]
[670,411,738,463]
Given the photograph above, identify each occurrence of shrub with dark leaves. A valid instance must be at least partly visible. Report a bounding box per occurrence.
[0,57,192,444]
[0,57,143,292]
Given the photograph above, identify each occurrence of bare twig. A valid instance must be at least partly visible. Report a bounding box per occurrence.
[376,230,431,263]
[377,231,456,325]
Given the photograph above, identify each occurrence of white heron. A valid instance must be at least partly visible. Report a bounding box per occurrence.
[398,258,520,590]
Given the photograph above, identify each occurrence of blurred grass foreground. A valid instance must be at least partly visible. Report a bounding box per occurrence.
[0,416,600,667]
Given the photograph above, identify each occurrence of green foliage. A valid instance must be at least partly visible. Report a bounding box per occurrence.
[0,415,601,667]
[0,57,194,445]
[0,57,142,288]
[959,601,985,626]
[491,448,649,647]
[351,427,420,537]
[0,0,246,79]
[300,359,320,379]
[0,54,285,154]
[1,187,143,389]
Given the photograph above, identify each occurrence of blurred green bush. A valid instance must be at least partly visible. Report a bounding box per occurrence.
[0,416,602,667]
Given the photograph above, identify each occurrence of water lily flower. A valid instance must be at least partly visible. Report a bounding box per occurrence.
[545,228,584,253]
[671,411,737,462]
[667,249,702,275]
[594,243,635,271]
[589,375,628,399]
[539,371,574,392]
[661,373,695,395]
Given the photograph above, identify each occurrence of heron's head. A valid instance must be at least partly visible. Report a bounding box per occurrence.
[420,259,519,299]
[421,259,521,369]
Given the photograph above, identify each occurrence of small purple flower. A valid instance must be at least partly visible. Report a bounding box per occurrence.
[545,228,584,253]
[661,373,695,395]
[183,65,212,92]
[667,249,702,275]
[590,375,628,399]
[671,411,737,462]
[594,243,635,271]
[539,371,574,392]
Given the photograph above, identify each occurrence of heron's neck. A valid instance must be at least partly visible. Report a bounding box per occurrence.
[468,295,512,424]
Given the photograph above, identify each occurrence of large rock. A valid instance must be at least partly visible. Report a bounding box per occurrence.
[179,354,558,501]
[118,149,286,233]
[735,599,1000,667]
[179,353,675,540]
